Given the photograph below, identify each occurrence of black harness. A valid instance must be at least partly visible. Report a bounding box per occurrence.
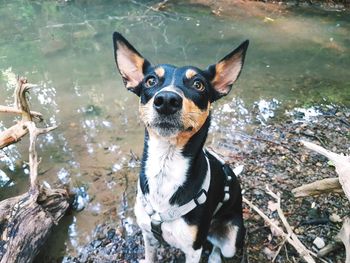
[140,150,237,244]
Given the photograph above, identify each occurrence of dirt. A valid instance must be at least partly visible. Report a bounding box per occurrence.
[189,0,348,16]
[189,0,289,19]
[61,102,349,263]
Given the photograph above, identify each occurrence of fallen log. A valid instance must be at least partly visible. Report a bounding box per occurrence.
[0,186,69,263]
[0,78,70,263]
[0,122,70,263]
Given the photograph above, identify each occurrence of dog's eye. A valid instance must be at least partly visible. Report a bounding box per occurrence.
[192,80,204,91]
[145,76,158,88]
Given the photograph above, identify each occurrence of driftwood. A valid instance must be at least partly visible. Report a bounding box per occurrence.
[292,140,350,260]
[0,78,70,263]
[292,178,343,197]
[300,140,350,200]
[338,217,350,263]
[0,78,42,149]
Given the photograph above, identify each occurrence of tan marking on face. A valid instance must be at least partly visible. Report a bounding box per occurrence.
[154,67,165,78]
[185,69,197,80]
[139,93,209,148]
[176,99,210,147]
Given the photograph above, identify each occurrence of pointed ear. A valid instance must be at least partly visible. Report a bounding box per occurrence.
[207,40,249,101]
[113,32,150,96]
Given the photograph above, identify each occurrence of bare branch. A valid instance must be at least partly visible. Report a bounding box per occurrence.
[0,105,43,119]
[292,178,343,197]
[25,121,57,190]
[0,78,43,149]
[301,140,350,201]
[243,195,318,263]
[266,186,318,262]
[337,217,350,263]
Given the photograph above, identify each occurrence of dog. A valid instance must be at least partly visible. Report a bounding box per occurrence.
[113,32,248,263]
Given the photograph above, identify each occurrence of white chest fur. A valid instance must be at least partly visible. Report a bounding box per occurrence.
[144,136,189,213]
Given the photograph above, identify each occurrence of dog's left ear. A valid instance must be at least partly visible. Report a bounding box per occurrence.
[206,40,249,102]
[113,32,150,96]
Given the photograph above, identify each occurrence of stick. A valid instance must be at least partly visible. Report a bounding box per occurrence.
[338,217,350,263]
[301,140,350,201]
[0,105,42,119]
[0,78,43,149]
[292,178,343,197]
[272,235,289,262]
[317,242,342,257]
[243,195,318,263]
[265,186,317,263]
[25,122,57,191]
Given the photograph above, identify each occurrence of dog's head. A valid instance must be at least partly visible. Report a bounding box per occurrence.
[113,32,248,144]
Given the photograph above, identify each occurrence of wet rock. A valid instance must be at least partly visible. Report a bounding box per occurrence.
[107,228,116,240]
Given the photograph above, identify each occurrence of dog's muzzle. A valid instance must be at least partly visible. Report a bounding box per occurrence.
[153,91,182,115]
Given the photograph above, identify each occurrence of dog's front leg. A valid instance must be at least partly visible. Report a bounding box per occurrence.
[184,247,202,263]
[139,231,159,263]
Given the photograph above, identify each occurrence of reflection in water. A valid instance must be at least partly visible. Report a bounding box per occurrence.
[0,169,13,187]
[72,186,90,212]
[58,167,70,184]
[68,216,79,249]
[254,98,280,124]
[286,106,323,122]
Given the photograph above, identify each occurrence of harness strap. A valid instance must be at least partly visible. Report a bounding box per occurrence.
[140,149,239,243]
[205,149,239,216]
[141,152,211,223]
[151,221,166,245]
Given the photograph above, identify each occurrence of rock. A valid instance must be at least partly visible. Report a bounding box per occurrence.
[263,247,275,260]
[329,213,342,223]
[313,237,326,249]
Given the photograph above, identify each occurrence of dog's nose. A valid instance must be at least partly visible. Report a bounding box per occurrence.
[153,91,183,115]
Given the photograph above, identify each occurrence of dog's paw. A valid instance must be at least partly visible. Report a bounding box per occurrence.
[208,247,222,263]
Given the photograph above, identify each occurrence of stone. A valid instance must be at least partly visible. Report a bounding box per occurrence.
[313,237,326,249]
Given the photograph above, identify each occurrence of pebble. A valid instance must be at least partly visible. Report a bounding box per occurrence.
[329,213,342,223]
[313,237,326,249]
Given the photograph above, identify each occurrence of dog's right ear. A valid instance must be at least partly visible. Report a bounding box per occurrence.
[113,32,150,96]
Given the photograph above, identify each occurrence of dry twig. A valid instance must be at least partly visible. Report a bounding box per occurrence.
[292,178,343,197]
[0,78,43,149]
[338,217,350,263]
[301,140,350,200]
[243,186,326,263]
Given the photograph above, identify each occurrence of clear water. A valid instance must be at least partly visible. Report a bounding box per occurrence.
[0,0,349,259]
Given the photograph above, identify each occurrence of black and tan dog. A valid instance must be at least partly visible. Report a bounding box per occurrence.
[113,32,248,263]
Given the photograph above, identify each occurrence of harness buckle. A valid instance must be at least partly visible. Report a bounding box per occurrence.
[194,189,207,206]
[150,213,162,224]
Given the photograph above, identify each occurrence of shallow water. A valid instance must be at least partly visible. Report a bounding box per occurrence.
[0,0,349,260]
